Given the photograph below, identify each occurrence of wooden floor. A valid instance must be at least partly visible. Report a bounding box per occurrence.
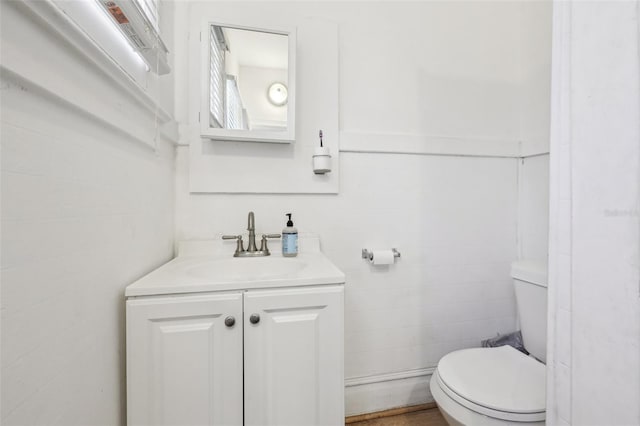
[347,404,448,426]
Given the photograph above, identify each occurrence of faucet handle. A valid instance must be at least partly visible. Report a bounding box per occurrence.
[222,235,245,256]
[259,234,281,254]
[262,234,281,239]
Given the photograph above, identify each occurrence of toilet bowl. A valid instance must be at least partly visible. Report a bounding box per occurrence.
[430,346,545,426]
[430,260,548,426]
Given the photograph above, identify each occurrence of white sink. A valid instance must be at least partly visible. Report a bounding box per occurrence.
[124,236,346,297]
[186,257,307,281]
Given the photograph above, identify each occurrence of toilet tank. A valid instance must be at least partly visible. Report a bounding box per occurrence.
[512,260,548,363]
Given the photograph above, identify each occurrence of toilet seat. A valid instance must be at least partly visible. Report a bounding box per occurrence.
[435,345,545,422]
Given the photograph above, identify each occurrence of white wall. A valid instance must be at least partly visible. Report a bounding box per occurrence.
[518,0,552,157]
[517,0,551,265]
[519,155,550,262]
[175,1,551,415]
[547,1,640,425]
[0,1,176,424]
[175,149,519,414]
[337,1,522,141]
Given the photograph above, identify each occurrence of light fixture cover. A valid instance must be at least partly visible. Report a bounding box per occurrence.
[96,0,170,74]
[267,82,288,106]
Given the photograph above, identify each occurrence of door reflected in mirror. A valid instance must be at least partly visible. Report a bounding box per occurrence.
[208,25,289,133]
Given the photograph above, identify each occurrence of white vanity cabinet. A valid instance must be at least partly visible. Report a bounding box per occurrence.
[243,285,344,426]
[126,292,244,426]
[127,284,344,426]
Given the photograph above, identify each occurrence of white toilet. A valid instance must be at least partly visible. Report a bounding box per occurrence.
[430,260,548,426]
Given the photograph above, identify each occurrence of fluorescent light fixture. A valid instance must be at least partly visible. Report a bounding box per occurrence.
[95,0,170,75]
[87,0,147,70]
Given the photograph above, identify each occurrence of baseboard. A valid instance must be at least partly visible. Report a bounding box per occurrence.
[345,367,436,417]
[345,402,438,423]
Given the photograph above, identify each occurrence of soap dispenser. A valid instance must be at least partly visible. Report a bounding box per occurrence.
[282,213,298,257]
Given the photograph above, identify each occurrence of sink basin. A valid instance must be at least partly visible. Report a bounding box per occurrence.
[186,256,307,281]
[124,236,346,297]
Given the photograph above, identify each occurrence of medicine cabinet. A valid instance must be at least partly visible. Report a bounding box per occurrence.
[200,22,296,143]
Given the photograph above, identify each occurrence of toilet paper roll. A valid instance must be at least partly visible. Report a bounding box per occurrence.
[370,250,395,265]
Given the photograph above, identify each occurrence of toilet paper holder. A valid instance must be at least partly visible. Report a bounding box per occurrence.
[361,248,401,261]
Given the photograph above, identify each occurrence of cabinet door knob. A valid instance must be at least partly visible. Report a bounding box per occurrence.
[224,316,236,327]
[249,314,260,324]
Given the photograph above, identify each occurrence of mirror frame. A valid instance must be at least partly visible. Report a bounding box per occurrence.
[200,21,297,144]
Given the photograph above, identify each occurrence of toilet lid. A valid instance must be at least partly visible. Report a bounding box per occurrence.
[437,346,545,417]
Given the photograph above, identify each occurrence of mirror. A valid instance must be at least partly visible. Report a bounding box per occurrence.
[200,23,296,143]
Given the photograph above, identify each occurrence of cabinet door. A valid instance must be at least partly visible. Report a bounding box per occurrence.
[244,285,344,426]
[127,292,243,426]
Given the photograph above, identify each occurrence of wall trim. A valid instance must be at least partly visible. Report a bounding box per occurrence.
[1,66,170,150]
[520,144,551,158]
[340,131,549,159]
[345,367,436,387]
[344,367,436,417]
[521,151,550,159]
[340,131,521,158]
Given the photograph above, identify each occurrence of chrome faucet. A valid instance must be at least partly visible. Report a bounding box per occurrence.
[222,211,281,257]
[247,212,258,252]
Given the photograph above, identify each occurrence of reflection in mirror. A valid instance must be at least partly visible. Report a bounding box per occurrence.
[209,25,289,132]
